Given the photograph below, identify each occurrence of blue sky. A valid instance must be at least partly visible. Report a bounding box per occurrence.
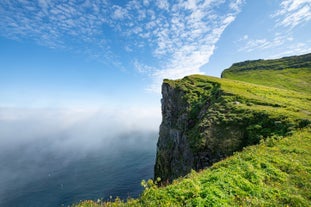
[0,0,310,110]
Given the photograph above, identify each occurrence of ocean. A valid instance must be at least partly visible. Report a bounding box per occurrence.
[0,132,157,207]
[0,108,160,207]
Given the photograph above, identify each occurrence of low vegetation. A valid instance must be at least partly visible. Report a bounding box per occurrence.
[74,128,311,207]
[221,53,311,94]
[162,75,310,154]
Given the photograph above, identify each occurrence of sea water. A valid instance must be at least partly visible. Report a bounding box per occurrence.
[0,108,159,207]
[0,132,157,207]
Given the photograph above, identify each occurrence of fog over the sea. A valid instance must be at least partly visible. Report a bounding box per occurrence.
[0,107,161,206]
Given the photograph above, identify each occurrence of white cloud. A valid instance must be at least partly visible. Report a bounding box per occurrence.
[38,0,50,13]
[0,106,161,149]
[238,1,311,55]
[238,34,289,52]
[269,41,311,58]
[273,0,311,28]
[133,60,156,74]
[112,5,128,19]
[0,0,244,92]
[0,0,110,58]
[156,0,169,10]
[230,0,244,11]
[143,0,150,6]
[129,0,244,92]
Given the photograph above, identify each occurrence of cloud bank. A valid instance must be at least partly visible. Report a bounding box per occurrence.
[0,107,160,205]
[0,107,160,153]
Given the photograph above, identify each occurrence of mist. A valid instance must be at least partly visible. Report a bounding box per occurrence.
[0,107,161,206]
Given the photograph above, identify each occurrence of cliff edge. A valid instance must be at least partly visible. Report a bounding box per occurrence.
[74,53,311,206]
[155,56,310,182]
[154,77,247,182]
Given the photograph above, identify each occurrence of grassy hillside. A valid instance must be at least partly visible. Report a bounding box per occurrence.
[221,53,311,94]
[154,75,310,183]
[161,75,310,153]
[73,72,311,206]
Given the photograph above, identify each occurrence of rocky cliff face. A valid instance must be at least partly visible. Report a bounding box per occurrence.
[154,77,246,182]
[154,75,297,183]
[154,82,194,182]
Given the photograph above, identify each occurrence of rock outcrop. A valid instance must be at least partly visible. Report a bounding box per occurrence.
[154,75,298,183]
[154,77,245,182]
[154,81,194,182]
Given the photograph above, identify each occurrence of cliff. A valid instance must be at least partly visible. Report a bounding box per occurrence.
[154,77,246,182]
[155,53,311,182]
[74,53,311,206]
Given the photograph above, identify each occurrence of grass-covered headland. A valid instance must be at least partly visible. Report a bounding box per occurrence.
[74,54,311,206]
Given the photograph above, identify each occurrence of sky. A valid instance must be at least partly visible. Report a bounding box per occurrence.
[0,0,310,110]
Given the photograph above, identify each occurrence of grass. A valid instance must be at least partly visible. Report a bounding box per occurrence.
[74,128,311,207]
[222,68,311,94]
[221,53,311,94]
[176,74,311,120]
[162,75,310,153]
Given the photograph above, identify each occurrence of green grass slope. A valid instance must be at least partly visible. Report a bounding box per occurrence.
[143,128,311,207]
[73,73,311,207]
[221,53,311,94]
[161,75,310,152]
[75,128,311,207]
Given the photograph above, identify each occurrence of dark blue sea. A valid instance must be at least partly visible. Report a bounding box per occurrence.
[0,108,160,207]
[0,132,157,207]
